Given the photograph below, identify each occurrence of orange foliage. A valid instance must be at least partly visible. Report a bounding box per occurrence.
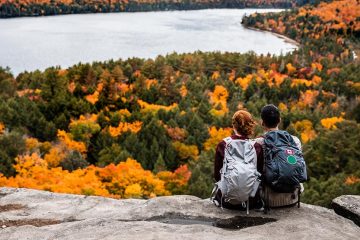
[68,82,76,93]
[236,69,287,90]
[25,137,41,152]
[133,70,141,78]
[235,74,254,90]
[228,70,236,82]
[311,62,323,72]
[44,147,66,167]
[108,121,142,137]
[345,176,360,185]
[208,85,229,117]
[96,159,169,198]
[278,102,288,112]
[57,130,87,154]
[166,126,187,141]
[85,91,99,105]
[0,154,175,199]
[286,63,296,75]
[299,90,319,108]
[309,0,360,31]
[0,122,4,135]
[312,75,322,85]
[203,126,232,151]
[145,79,158,89]
[118,109,131,118]
[57,69,68,77]
[294,120,317,143]
[291,78,313,87]
[156,165,191,193]
[320,116,344,129]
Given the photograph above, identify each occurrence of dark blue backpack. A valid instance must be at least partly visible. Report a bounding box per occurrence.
[263,130,307,193]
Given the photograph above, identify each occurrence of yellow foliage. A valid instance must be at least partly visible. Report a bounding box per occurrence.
[108,121,142,137]
[312,75,322,85]
[291,78,313,87]
[209,85,228,103]
[235,74,254,90]
[309,0,360,31]
[44,147,66,167]
[118,109,131,118]
[278,102,288,112]
[203,127,232,151]
[0,155,176,199]
[236,70,287,89]
[320,116,344,129]
[25,138,40,152]
[294,120,317,143]
[145,79,158,89]
[70,114,98,126]
[286,63,296,75]
[137,100,178,113]
[172,141,199,160]
[124,183,142,198]
[179,84,188,97]
[311,63,323,72]
[69,114,101,142]
[208,85,229,117]
[57,130,87,154]
[211,71,220,80]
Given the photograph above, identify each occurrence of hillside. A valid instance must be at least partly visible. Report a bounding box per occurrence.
[0,0,359,207]
[0,0,295,18]
[0,187,359,239]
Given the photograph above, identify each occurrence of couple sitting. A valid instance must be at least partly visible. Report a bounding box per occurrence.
[212,104,307,213]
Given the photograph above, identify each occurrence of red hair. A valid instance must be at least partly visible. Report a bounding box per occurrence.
[232,110,256,137]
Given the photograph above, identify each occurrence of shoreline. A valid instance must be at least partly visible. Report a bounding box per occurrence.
[245,26,300,47]
[0,5,293,19]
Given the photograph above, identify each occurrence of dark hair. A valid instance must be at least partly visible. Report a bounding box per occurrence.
[261,104,280,128]
[232,110,256,137]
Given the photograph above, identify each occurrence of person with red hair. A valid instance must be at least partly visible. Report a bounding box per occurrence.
[213,110,264,210]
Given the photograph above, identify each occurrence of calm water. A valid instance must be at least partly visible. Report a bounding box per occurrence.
[0,9,296,75]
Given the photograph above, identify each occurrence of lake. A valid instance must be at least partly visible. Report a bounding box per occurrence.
[0,9,296,75]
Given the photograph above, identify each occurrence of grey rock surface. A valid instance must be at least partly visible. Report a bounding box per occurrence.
[332,195,360,227]
[0,187,359,240]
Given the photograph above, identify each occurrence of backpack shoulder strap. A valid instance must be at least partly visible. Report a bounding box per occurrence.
[223,136,232,144]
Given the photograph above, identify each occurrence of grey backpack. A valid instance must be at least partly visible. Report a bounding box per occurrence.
[211,137,261,213]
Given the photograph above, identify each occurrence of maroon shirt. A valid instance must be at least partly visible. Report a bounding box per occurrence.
[214,135,264,182]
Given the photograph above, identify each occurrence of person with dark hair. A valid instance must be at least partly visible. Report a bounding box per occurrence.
[258,104,301,151]
[260,104,281,128]
[256,104,306,210]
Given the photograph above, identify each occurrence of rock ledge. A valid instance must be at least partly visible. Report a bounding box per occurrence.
[332,195,360,227]
[0,187,359,240]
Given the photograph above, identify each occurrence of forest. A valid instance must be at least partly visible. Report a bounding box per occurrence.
[1,0,301,18]
[0,0,359,207]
